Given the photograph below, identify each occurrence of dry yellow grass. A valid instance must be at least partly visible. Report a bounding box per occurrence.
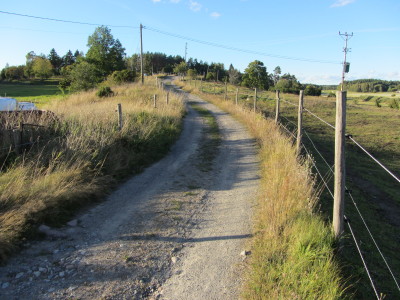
[176,80,347,299]
[0,78,184,263]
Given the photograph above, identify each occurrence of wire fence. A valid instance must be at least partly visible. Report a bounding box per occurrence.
[274,92,400,298]
[196,83,399,298]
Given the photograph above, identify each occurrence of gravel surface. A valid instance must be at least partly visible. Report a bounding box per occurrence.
[0,79,260,300]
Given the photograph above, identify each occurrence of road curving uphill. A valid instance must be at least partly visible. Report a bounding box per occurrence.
[0,78,260,299]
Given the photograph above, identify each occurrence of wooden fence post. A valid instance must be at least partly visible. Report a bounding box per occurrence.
[224,81,228,101]
[296,90,304,154]
[235,88,239,106]
[12,123,23,154]
[153,94,157,108]
[275,90,280,123]
[117,103,123,131]
[166,92,169,105]
[333,91,347,238]
[254,88,257,112]
[200,78,203,91]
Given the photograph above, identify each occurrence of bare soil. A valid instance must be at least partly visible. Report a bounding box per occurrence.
[0,79,260,300]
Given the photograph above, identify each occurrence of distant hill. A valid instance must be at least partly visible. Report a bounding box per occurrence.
[320,79,400,92]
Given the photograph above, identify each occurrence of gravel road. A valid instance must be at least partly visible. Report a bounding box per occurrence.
[0,80,260,300]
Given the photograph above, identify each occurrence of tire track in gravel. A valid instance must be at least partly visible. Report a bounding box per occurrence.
[0,79,260,300]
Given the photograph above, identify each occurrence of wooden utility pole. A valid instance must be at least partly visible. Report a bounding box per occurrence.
[333,91,347,238]
[235,88,239,105]
[339,32,353,91]
[140,24,144,85]
[275,90,280,123]
[296,90,304,154]
[254,88,257,112]
[117,103,123,131]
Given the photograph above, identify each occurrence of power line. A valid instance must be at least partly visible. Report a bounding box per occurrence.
[144,26,342,65]
[0,10,138,28]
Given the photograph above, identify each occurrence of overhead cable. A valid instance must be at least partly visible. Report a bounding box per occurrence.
[144,26,342,65]
[0,10,138,28]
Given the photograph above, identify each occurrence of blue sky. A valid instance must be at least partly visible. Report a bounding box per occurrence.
[0,0,399,84]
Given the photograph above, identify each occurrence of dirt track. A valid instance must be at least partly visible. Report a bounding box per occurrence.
[0,79,260,299]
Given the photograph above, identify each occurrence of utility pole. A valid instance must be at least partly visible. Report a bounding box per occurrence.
[140,24,144,85]
[184,42,188,62]
[339,32,353,91]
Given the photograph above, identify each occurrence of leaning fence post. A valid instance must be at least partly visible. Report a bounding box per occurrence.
[296,90,304,154]
[333,91,347,238]
[254,88,257,112]
[275,90,280,123]
[117,103,123,131]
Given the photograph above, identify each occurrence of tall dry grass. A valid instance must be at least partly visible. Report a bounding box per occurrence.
[0,79,184,263]
[177,80,348,299]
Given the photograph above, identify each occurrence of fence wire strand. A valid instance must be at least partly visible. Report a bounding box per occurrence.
[348,136,400,184]
[345,216,381,300]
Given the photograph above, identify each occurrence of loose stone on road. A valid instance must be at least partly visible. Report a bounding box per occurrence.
[0,79,260,300]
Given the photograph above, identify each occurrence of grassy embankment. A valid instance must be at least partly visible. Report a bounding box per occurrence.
[0,78,184,263]
[189,79,400,299]
[175,79,347,299]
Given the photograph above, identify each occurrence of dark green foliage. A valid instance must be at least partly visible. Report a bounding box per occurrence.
[389,98,399,109]
[62,50,76,67]
[48,48,63,75]
[96,86,114,98]
[86,26,126,77]
[228,64,241,85]
[0,65,26,80]
[304,84,322,96]
[69,62,101,91]
[241,60,273,90]
[274,73,302,94]
[343,79,400,93]
[173,61,188,76]
[110,70,135,84]
[58,78,71,94]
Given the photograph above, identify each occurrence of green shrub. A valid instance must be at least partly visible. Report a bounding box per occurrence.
[375,98,382,107]
[96,86,114,98]
[389,99,399,109]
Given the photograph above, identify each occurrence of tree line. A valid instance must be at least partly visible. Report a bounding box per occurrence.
[0,25,322,96]
[343,79,400,93]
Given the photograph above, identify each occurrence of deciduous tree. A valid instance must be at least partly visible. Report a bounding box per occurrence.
[241,60,272,90]
[86,26,126,77]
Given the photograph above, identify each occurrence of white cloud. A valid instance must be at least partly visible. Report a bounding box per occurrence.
[210,12,221,18]
[152,0,161,2]
[189,0,202,12]
[331,0,356,8]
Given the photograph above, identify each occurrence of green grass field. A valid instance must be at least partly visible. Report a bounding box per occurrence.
[0,80,65,106]
[193,79,400,299]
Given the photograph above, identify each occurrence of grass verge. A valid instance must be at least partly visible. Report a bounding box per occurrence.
[175,80,347,299]
[0,78,184,264]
